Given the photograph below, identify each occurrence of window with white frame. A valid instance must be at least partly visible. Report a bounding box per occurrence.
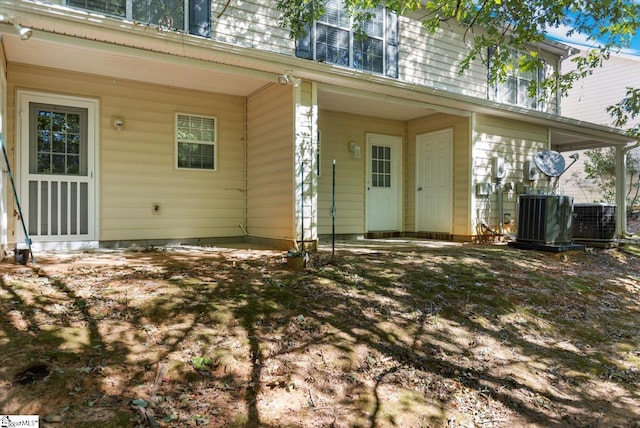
[65,0,211,37]
[489,48,548,110]
[296,0,399,78]
[176,114,216,170]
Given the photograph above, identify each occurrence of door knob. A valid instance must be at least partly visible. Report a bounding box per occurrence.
[417,187,423,191]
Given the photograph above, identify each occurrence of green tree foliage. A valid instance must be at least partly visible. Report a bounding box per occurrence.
[278,0,640,209]
[584,148,640,211]
[608,87,640,138]
[277,0,640,130]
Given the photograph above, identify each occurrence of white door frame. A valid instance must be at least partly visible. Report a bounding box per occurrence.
[415,128,453,233]
[365,133,403,232]
[17,90,100,250]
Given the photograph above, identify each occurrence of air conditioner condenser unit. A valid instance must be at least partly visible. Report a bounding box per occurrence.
[572,203,616,242]
[516,194,574,245]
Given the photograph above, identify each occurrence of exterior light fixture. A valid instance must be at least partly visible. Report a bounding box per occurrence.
[349,141,361,159]
[112,116,124,131]
[278,73,290,85]
[277,72,301,87]
[13,22,32,40]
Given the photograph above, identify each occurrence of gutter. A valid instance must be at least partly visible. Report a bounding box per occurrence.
[4,1,632,148]
[4,3,629,138]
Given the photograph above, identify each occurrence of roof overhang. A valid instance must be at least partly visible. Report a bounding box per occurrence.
[0,1,634,152]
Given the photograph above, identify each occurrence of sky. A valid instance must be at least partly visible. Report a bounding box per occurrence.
[545,6,640,59]
[547,27,640,59]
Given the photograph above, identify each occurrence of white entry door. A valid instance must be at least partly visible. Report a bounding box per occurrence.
[416,129,453,232]
[19,91,98,246]
[366,134,402,231]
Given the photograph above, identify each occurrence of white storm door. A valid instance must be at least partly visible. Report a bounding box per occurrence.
[416,129,453,232]
[19,92,98,243]
[366,134,402,231]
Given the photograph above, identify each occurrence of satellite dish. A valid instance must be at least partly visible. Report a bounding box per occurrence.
[533,150,565,178]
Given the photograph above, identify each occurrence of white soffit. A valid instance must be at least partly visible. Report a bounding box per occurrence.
[317,84,472,120]
[1,33,271,96]
[318,89,435,120]
[550,129,628,151]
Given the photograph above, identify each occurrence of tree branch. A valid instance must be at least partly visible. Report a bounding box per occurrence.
[217,0,232,19]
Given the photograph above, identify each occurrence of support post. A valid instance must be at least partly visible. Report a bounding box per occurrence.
[615,146,627,237]
[301,158,305,254]
[332,159,336,260]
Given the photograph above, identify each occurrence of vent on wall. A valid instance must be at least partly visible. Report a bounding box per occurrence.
[517,195,574,245]
[572,203,616,242]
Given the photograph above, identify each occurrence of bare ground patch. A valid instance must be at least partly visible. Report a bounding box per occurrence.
[1,241,640,427]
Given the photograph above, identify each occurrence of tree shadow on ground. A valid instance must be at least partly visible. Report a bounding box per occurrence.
[0,243,639,427]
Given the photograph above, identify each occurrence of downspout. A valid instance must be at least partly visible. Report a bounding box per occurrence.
[470,112,477,238]
[616,139,640,237]
[497,186,503,236]
[556,56,563,116]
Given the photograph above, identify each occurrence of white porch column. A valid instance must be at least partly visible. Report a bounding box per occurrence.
[294,81,319,249]
[615,145,627,237]
[616,141,640,236]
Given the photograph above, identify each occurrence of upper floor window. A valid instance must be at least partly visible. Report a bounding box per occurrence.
[295,0,399,78]
[489,48,549,111]
[65,0,211,37]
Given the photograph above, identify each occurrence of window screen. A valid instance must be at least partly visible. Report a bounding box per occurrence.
[176,114,216,170]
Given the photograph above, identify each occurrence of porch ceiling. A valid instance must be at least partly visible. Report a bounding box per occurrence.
[2,31,437,122]
[1,32,272,97]
[317,87,439,121]
[550,129,619,152]
[316,86,633,150]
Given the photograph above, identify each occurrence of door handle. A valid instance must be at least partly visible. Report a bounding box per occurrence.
[417,187,423,191]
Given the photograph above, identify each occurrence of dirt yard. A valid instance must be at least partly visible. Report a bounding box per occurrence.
[1,238,640,427]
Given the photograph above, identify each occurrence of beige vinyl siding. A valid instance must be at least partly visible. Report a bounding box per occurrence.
[560,55,640,202]
[407,114,472,238]
[213,5,557,113]
[400,16,561,113]
[8,64,246,242]
[211,0,560,114]
[400,19,488,98]
[246,84,296,241]
[317,110,405,235]
[211,1,293,55]
[561,153,603,203]
[563,55,640,126]
[473,114,548,234]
